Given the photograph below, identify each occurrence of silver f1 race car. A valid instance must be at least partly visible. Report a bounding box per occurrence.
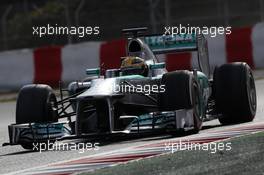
[3,28,257,149]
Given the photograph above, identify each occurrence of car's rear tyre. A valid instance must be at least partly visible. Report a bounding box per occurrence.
[213,62,257,125]
[16,84,58,149]
[159,71,203,133]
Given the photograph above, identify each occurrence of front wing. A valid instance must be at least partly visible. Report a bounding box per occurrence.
[4,109,195,146]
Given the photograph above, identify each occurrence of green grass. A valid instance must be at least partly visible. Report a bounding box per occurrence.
[80,132,264,175]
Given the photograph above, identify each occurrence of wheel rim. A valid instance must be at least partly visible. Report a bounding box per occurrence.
[193,82,202,130]
[48,94,58,121]
[247,71,257,114]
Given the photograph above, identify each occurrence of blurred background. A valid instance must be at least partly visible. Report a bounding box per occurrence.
[0,0,264,51]
[0,0,263,92]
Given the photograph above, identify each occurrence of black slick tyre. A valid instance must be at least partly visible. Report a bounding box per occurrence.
[213,62,257,125]
[159,71,203,133]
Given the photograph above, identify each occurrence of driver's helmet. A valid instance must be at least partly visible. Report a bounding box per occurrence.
[121,56,148,76]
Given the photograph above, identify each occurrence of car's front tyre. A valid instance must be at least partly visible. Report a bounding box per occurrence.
[213,62,257,125]
[159,70,203,133]
[16,84,58,149]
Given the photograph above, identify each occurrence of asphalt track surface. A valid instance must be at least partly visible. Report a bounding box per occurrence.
[0,78,264,175]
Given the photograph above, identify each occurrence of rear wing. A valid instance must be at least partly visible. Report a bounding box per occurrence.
[144,33,197,54]
[144,33,210,77]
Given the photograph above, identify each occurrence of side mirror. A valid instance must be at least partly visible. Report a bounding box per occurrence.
[149,62,166,70]
[86,68,100,77]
